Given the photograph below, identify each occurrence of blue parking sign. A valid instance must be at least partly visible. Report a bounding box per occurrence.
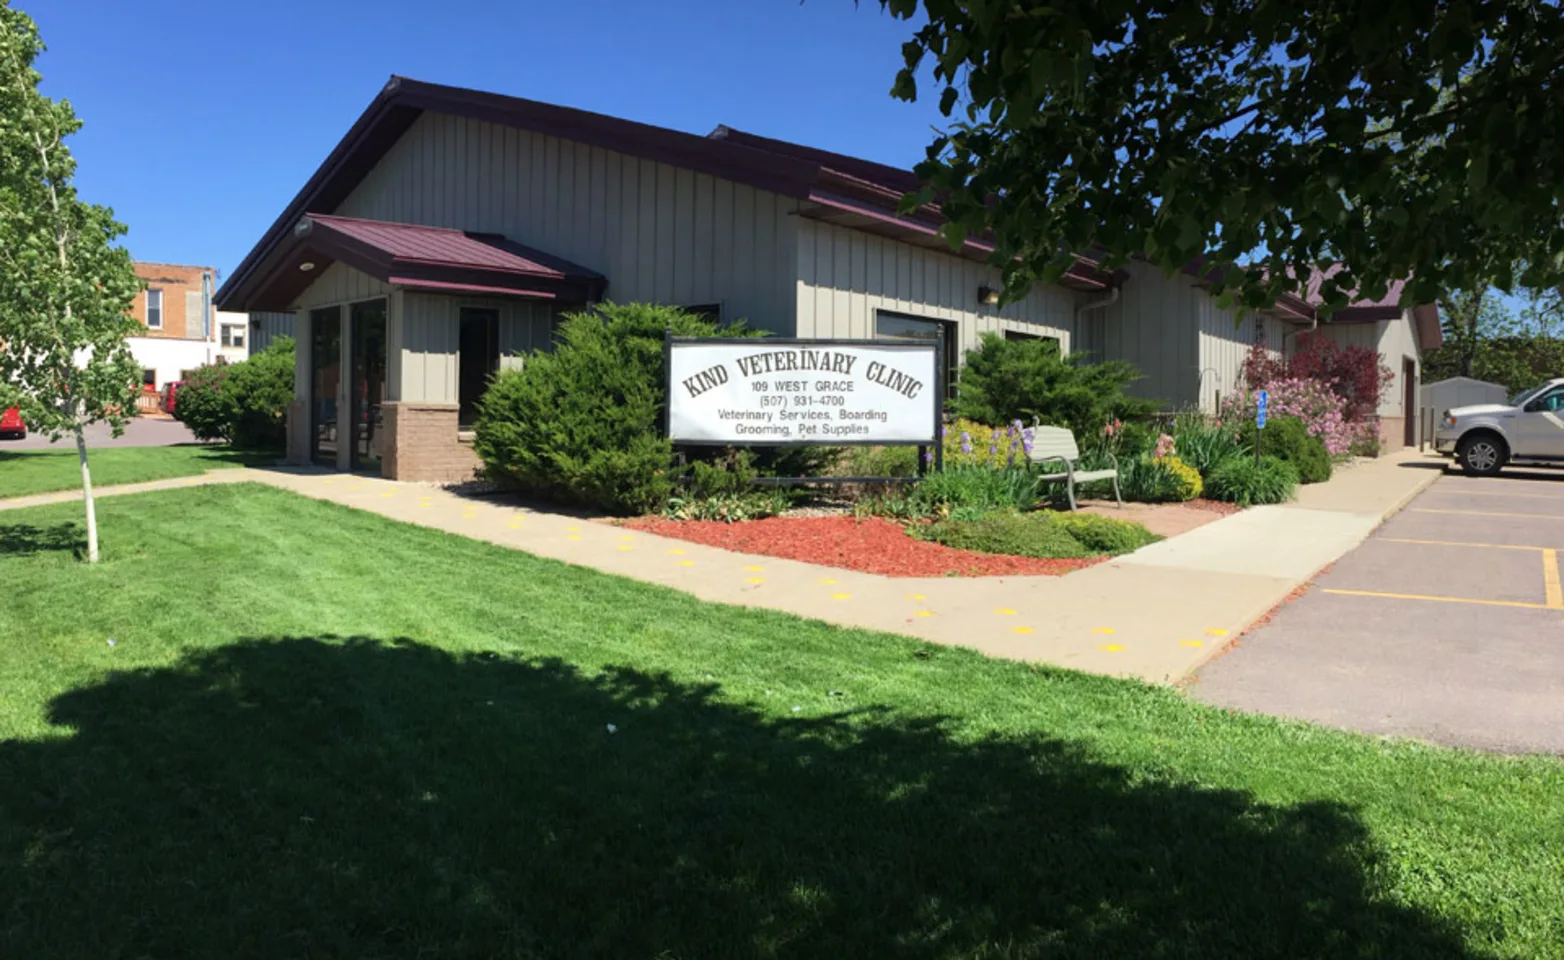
[1256,389,1268,429]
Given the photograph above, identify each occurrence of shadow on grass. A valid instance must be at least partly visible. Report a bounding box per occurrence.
[0,522,81,558]
[0,637,1475,958]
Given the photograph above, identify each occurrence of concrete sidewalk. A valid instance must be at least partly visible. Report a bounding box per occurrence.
[0,452,1442,683]
[245,452,1440,684]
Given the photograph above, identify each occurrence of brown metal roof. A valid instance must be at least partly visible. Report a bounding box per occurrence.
[236,213,604,311]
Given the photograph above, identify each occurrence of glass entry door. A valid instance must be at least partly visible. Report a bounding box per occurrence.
[350,299,388,471]
[310,306,342,464]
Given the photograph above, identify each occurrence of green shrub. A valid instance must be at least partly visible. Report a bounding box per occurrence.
[473,303,754,515]
[943,418,1033,468]
[952,333,1160,438]
[910,510,1159,559]
[839,445,920,478]
[1172,423,1244,478]
[1237,415,1331,484]
[1159,456,1203,500]
[172,365,234,444]
[173,336,295,450]
[1053,512,1163,554]
[1116,456,1182,503]
[1206,455,1300,506]
[912,466,1042,516]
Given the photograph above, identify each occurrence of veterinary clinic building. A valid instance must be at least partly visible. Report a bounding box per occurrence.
[216,76,1437,481]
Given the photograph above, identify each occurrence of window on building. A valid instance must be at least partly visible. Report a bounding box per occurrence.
[221,325,245,348]
[145,289,163,329]
[874,310,959,402]
[141,368,156,387]
[458,307,501,427]
[1003,329,1062,353]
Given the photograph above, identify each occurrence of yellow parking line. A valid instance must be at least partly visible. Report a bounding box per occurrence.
[1545,549,1564,609]
[1412,508,1564,520]
[1321,588,1560,611]
[1380,537,1550,552]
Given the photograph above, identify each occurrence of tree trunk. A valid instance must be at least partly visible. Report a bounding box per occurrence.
[75,425,99,563]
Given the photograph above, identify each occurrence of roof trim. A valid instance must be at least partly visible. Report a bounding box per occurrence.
[233,213,604,311]
[216,76,1109,310]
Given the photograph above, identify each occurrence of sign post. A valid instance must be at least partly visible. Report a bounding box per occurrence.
[1255,388,1269,467]
[665,337,942,481]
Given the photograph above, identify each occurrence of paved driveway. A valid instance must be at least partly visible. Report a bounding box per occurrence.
[0,417,197,449]
[1192,462,1564,755]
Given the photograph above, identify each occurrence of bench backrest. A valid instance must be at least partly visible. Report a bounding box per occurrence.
[1027,425,1081,464]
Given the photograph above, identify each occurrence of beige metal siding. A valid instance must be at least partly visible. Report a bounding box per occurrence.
[1375,312,1422,417]
[1089,261,1203,408]
[289,261,389,310]
[793,219,1077,356]
[398,293,558,403]
[1315,315,1419,417]
[248,311,296,354]
[1198,305,1286,413]
[337,112,799,332]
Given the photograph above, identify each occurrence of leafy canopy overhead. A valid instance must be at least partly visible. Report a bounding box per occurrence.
[883,0,1564,311]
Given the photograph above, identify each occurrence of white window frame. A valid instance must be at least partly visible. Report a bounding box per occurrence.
[221,324,245,348]
[145,288,163,329]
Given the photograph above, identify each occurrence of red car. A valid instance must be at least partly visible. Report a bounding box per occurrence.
[161,381,182,416]
[1,407,24,440]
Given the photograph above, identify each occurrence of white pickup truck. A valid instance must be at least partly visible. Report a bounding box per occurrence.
[1434,378,1564,475]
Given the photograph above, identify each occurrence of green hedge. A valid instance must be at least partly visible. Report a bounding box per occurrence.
[951,333,1160,438]
[910,510,1160,559]
[472,303,756,515]
[173,336,294,450]
[1206,456,1300,506]
[1238,415,1331,484]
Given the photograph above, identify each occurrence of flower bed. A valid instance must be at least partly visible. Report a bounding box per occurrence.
[621,515,1106,578]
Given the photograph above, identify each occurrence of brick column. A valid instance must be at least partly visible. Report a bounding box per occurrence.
[382,402,482,483]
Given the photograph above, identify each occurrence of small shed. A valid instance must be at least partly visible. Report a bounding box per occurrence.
[1421,376,1508,413]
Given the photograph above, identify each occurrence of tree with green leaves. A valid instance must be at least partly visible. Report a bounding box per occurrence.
[1424,289,1564,393]
[0,1,143,562]
[882,1,1564,312]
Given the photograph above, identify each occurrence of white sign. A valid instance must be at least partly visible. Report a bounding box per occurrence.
[667,339,940,445]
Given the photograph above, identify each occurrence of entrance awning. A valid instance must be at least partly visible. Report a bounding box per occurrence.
[224,213,606,311]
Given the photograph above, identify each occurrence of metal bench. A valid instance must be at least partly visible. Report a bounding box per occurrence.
[1026,424,1121,511]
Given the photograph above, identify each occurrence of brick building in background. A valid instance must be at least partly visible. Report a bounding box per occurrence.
[129,262,251,392]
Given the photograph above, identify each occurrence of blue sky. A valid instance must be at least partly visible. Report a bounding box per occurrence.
[31,0,945,280]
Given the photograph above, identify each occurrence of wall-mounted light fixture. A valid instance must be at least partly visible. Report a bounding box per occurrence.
[977,285,1001,305]
[299,261,316,272]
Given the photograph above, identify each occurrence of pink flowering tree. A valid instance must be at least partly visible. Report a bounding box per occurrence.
[1221,379,1354,456]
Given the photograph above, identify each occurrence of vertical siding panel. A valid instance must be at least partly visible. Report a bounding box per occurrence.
[713,178,734,306]
[692,173,715,306]
[794,217,816,336]
[638,160,659,300]
[752,189,776,327]
[673,167,696,304]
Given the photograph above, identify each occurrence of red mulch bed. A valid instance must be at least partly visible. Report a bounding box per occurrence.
[1187,498,1245,515]
[620,515,1105,578]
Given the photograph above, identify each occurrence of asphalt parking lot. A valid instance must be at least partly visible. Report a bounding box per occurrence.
[1193,461,1564,755]
[0,417,196,449]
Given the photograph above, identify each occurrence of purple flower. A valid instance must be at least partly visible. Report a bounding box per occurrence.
[960,431,972,455]
[924,449,934,464]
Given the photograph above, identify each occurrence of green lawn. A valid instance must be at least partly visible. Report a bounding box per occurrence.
[0,444,263,498]
[1,484,1560,958]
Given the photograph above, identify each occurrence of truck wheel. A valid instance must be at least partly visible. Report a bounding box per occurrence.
[1457,433,1506,477]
